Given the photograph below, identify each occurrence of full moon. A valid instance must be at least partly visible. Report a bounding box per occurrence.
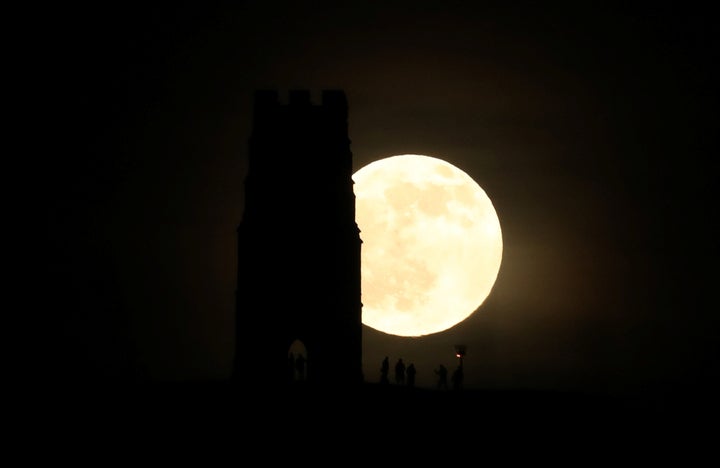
[353,154,503,337]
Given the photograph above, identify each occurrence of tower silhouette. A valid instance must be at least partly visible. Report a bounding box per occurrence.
[233,89,363,391]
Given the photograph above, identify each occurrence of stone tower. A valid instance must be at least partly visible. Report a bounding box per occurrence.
[234,89,363,391]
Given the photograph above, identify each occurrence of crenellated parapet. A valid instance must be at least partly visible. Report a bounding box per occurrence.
[252,89,348,134]
[249,89,352,182]
[253,89,347,109]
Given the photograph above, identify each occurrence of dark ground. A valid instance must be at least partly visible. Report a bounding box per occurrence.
[30,379,717,456]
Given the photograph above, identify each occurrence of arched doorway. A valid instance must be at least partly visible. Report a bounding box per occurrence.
[287,339,308,383]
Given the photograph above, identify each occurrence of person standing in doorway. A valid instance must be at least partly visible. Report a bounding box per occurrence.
[295,353,307,382]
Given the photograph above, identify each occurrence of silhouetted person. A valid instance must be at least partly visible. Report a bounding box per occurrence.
[394,358,406,385]
[288,352,296,382]
[435,364,448,390]
[380,356,390,385]
[451,365,464,391]
[295,354,306,382]
[406,363,416,388]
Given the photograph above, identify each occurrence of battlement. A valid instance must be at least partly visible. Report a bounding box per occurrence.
[253,89,347,111]
[252,89,348,137]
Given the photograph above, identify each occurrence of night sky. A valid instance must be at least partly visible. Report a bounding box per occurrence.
[47,1,717,405]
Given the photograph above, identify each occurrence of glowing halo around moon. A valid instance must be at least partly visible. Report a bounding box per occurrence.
[353,154,503,337]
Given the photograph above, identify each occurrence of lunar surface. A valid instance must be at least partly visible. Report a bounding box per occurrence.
[353,154,503,337]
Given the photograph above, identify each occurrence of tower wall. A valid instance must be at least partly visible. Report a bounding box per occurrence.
[234,89,363,392]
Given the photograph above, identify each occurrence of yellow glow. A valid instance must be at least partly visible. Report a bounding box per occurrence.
[353,154,503,337]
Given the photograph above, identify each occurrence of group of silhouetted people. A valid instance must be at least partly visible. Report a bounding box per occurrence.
[379,356,463,390]
[288,351,463,389]
[378,358,463,390]
[433,363,463,390]
[379,356,417,387]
